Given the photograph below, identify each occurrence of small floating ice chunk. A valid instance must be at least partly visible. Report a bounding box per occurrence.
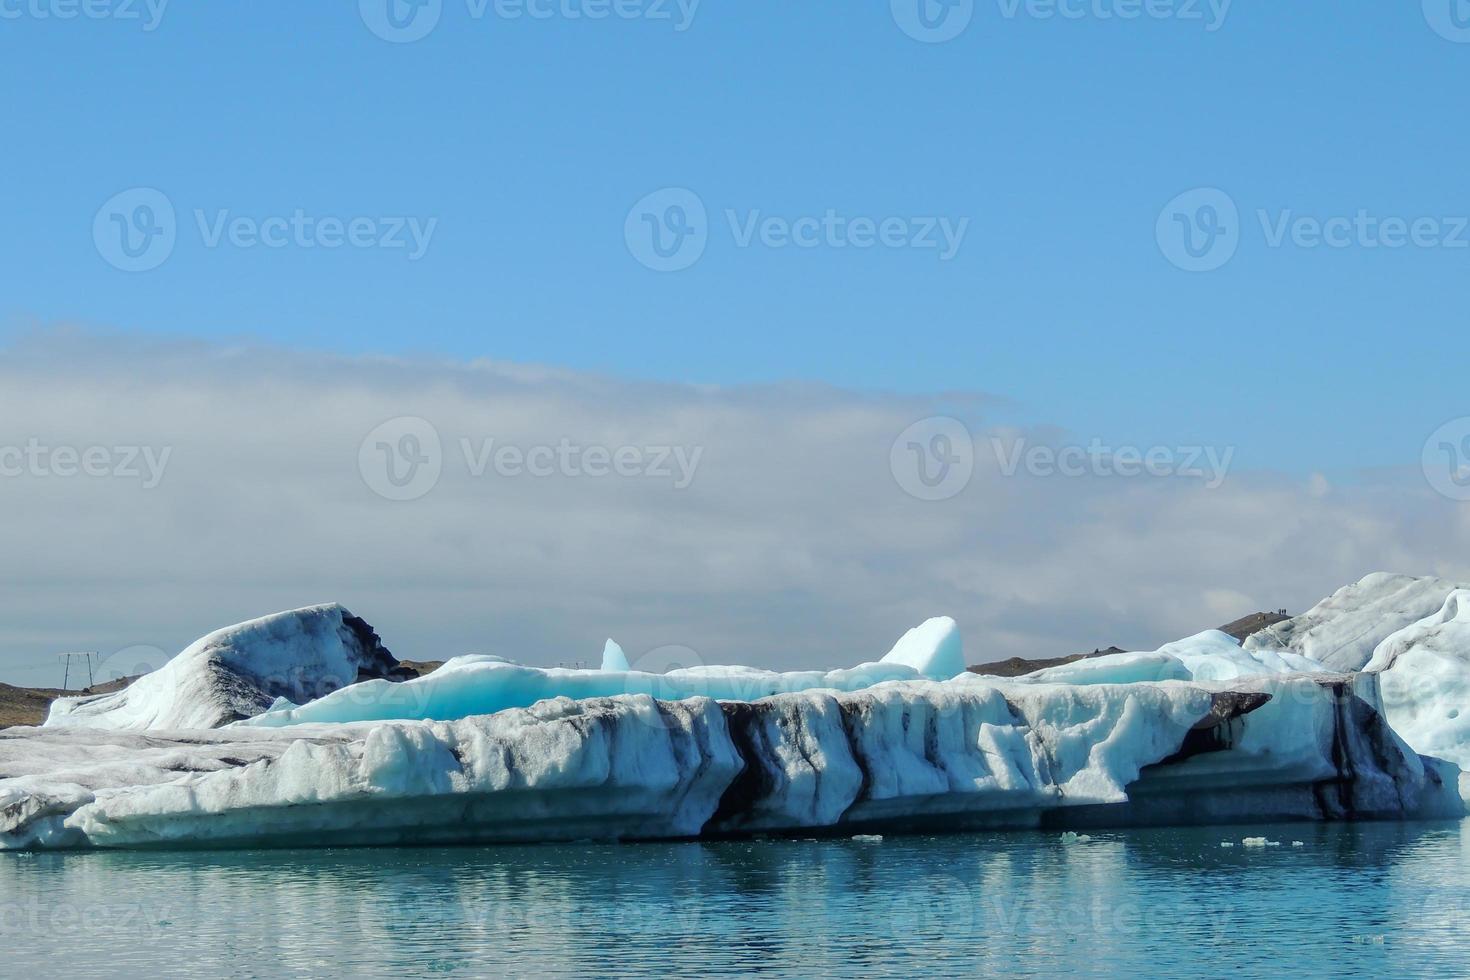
[1220,842,1235,848]
[1060,831,1092,844]
[1291,841,1305,847]
[1242,837,1268,848]
[851,834,884,843]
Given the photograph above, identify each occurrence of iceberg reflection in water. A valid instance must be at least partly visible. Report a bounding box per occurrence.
[3,821,1469,977]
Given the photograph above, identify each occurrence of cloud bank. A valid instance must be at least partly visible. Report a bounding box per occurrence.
[0,328,1464,686]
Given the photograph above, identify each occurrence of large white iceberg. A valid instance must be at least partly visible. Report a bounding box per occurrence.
[3,673,1454,850]
[7,572,1470,851]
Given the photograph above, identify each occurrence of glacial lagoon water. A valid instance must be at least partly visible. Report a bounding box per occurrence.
[5,821,1470,978]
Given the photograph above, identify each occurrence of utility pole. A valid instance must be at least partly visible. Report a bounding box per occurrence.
[58,652,98,691]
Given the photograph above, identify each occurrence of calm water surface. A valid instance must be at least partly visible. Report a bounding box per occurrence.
[5,821,1470,978]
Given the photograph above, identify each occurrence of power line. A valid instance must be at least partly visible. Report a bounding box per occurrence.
[57,652,99,691]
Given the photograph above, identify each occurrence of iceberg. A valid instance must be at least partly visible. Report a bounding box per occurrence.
[43,605,402,731]
[2,673,1453,850]
[6,572,1470,851]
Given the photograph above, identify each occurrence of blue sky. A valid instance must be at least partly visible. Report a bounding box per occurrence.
[3,3,1467,474]
[2,2,1470,681]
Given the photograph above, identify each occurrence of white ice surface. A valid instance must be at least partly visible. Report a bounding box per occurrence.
[1244,572,1467,672]
[7,672,1449,850]
[981,631,1321,687]
[235,617,963,729]
[43,605,393,731]
[1365,590,1470,769]
[877,617,965,680]
[233,656,927,729]
[8,572,1470,850]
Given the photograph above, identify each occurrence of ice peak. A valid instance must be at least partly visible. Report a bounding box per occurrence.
[879,616,964,680]
[601,639,631,673]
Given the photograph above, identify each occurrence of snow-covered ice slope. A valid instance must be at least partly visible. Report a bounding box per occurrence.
[967,579,1470,773]
[980,630,1322,687]
[44,605,401,731]
[1244,572,1467,672]
[1365,590,1470,770]
[2,673,1454,850]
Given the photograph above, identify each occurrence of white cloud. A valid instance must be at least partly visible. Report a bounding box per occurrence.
[0,327,1464,685]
